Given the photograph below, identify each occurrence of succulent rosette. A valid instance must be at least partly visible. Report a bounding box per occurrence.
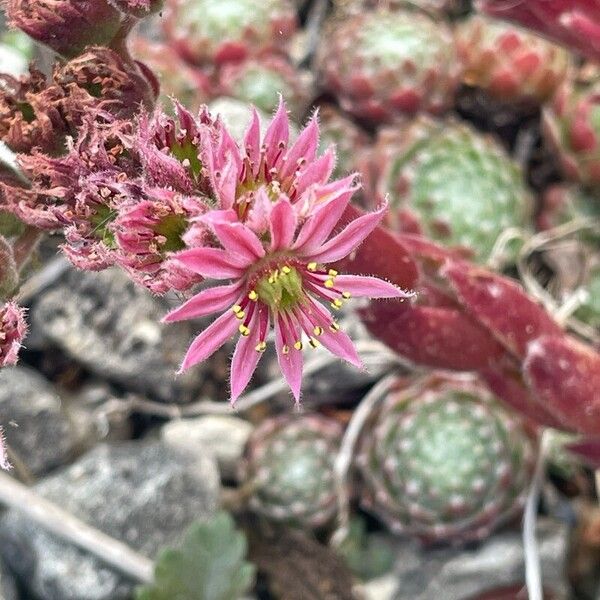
[217,55,311,118]
[241,414,342,528]
[317,105,371,180]
[543,80,600,187]
[163,102,411,401]
[456,15,570,105]
[357,373,536,544]
[316,7,461,123]
[372,116,532,263]
[163,0,297,66]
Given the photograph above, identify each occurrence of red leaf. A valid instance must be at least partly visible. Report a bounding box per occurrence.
[360,301,505,370]
[443,262,562,359]
[524,335,600,435]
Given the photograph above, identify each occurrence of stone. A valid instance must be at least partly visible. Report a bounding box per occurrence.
[0,366,81,476]
[376,519,568,600]
[0,440,220,600]
[31,267,207,403]
[161,415,253,481]
[0,559,18,600]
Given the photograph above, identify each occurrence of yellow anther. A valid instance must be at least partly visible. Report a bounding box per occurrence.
[329,322,340,332]
[313,326,323,336]
[324,279,335,289]
[282,345,290,354]
[309,337,320,348]
[294,341,303,350]
[282,265,291,274]
[330,298,343,310]
[307,262,317,272]
[255,341,267,352]
[235,310,245,320]
[239,324,250,336]
[328,269,338,277]
[342,291,352,299]
[248,290,258,301]
[232,304,243,313]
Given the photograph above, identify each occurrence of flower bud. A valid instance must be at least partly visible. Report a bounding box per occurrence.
[0,69,68,153]
[54,46,158,120]
[0,236,18,300]
[5,0,124,58]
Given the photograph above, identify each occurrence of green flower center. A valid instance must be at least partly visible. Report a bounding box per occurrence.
[254,265,304,312]
[155,213,188,254]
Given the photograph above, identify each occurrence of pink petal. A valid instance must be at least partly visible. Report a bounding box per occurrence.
[215,157,238,210]
[211,220,265,262]
[230,307,268,403]
[275,314,303,402]
[332,275,413,299]
[303,202,387,264]
[280,114,319,180]
[244,109,261,174]
[294,148,336,197]
[264,100,289,167]
[293,178,357,253]
[269,199,297,251]
[175,248,248,279]
[178,310,238,372]
[300,300,362,368]
[162,282,243,323]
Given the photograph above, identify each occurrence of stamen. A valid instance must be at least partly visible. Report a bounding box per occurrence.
[235,311,245,320]
[255,341,267,352]
[309,337,320,348]
[329,322,340,332]
[248,290,258,301]
[282,344,290,354]
[232,305,243,313]
[328,269,338,277]
[324,279,335,289]
[294,341,303,350]
[307,262,318,272]
[313,326,323,336]
[331,299,343,310]
[239,324,251,336]
[282,265,291,274]
[342,291,352,299]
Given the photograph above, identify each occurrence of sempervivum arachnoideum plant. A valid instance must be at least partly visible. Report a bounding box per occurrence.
[216,54,311,118]
[456,15,570,106]
[241,414,342,528]
[163,0,297,66]
[316,7,461,123]
[356,373,536,545]
[317,104,371,180]
[542,79,600,187]
[372,116,532,264]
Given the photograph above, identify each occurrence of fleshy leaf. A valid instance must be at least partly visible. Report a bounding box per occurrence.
[136,512,255,600]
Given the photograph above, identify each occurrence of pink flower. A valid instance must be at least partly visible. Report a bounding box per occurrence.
[113,186,209,294]
[164,196,411,402]
[205,100,346,224]
[0,301,27,367]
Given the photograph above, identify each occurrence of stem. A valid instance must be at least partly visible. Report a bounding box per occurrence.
[524,429,551,600]
[0,471,154,584]
[331,373,397,547]
[12,225,43,274]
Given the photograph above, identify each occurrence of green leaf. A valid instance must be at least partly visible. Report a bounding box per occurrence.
[136,512,255,600]
[337,517,395,581]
